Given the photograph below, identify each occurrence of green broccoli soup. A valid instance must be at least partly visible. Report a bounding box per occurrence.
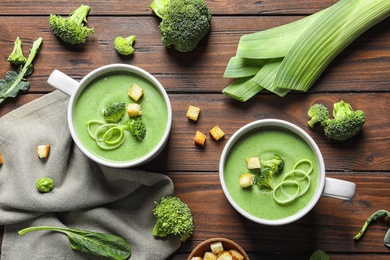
[73,72,168,163]
[223,126,319,221]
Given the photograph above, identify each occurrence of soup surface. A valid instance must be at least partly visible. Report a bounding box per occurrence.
[73,71,168,162]
[223,126,319,221]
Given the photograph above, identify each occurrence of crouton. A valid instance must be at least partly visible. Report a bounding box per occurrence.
[37,145,50,158]
[203,251,217,260]
[0,153,3,165]
[186,105,201,121]
[190,257,203,260]
[229,249,245,260]
[128,84,144,102]
[209,125,225,141]
[210,241,224,255]
[246,157,261,169]
[127,103,142,117]
[217,251,233,260]
[194,131,206,147]
[239,174,254,188]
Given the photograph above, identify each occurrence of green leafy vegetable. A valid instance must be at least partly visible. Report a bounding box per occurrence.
[36,177,54,193]
[310,250,330,260]
[223,0,390,101]
[354,209,390,248]
[0,37,43,105]
[18,226,131,260]
[7,37,27,65]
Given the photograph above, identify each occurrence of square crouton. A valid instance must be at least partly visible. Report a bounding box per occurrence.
[127,103,142,117]
[0,153,3,165]
[229,249,245,260]
[190,257,203,260]
[203,251,217,260]
[128,84,144,102]
[239,173,254,188]
[209,125,225,141]
[217,251,233,260]
[210,241,224,255]
[194,131,206,147]
[246,157,260,169]
[186,105,201,121]
[37,144,50,158]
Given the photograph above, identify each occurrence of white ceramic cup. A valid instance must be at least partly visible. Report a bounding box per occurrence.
[47,64,172,168]
[219,119,356,226]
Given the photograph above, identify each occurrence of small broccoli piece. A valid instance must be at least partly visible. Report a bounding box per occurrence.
[36,177,54,193]
[152,196,194,241]
[323,100,366,141]
[7,37,27,65]
[150,0,212,52]
[114,35,136,56]
[254,154,284,190]
[307,103,329,128]
[126,118,146,141]
[49,4,94,45]
[102,102,126,123]
[255,168,275,190]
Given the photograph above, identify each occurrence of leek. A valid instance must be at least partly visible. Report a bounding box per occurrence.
[223,0,390,101]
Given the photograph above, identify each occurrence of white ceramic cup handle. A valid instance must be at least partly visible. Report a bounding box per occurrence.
[47,69,79,96]
[322,177,356,200]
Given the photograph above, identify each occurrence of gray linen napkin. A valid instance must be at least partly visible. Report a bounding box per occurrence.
[0,90,180,259]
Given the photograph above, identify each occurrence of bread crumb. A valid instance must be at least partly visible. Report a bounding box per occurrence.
[194,131,206,147]
[37,145,50,158]
[246,157,261,169]
[0,153,3,165]
[209,125,225,141]
[127,103,142,117]
[186,105,201,121]
[128,84,144,102]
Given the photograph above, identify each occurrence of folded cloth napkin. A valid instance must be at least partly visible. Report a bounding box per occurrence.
[0,90,180,259]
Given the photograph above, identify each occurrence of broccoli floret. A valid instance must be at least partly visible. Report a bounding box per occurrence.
[150,0,212,52]
[307,103,329,128]
[7,37,27,65]
[152,196,194,241]
[114,35,136,56]
[323,100,366,141]
[102,102,126,123]
[49,4,94,45]
[126,118,146,141]
[254,154,284,190]
[36,177,54,193]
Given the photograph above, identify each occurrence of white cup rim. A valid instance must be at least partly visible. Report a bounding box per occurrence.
[219,119,326,225]
[68,64,172,168]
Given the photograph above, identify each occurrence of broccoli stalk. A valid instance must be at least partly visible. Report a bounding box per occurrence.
[150,0,212,52]
[49,4,94,45]
[114,35,136,56]
[7,37,27,65]
[152,196,194,241]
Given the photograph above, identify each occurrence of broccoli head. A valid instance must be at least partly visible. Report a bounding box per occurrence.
[127,118,146,141]
[152,196,194,241]
[255,169,275,190]
[7,37,27,65]
[102,102,126,123]
[36,177,54,193]
[323,100,366,141]
[254,154,284,190]
[307,103,329,128]
[150,0,212,52]
[114,35,136,56]
[49,4,94,45]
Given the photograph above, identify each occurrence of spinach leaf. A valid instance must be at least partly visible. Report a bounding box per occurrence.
[18,225,131,260]
[354,209,390,248]
[310,250,330,260]
[0,37,42,105]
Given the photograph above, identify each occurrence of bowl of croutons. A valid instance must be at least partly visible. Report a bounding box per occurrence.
[188,238,249,260]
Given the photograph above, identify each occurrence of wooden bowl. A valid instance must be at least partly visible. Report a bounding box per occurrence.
[187,237,249,260]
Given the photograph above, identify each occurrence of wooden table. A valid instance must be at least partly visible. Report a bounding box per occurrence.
[1,1,389,259]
